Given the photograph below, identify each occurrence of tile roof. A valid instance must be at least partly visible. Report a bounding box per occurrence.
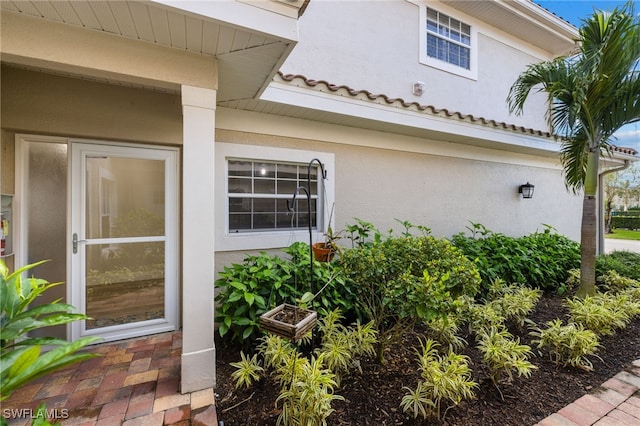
[277,72,637,157]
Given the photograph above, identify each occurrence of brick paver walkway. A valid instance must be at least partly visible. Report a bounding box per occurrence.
[536,359,640,426]
[1,332,217,426]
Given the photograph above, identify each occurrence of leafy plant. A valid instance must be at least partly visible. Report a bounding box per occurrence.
[476,326,536,390]
[400,339,477,421]
[529,319,600,371]
[344,218,380,248]
[451,223,580,294]
[559,268,582,296]
[314,309,377,384]
[424,314,466,350]
[0,260,101,402]
[215,242,355,344]
[598,270,640,294]
[276,353,344,426]
[464,301,506,335]
[229,352,264,389]
[485,279,542,328]
[596,251,640,281]
[566,293,636,336]
[341,233,481,363]
[230,309,376,425]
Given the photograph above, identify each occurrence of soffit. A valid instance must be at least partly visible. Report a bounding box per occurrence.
[441,0,578,56]
[0,0,293,100]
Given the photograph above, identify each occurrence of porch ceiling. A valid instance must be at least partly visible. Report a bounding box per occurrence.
[0,0,296,101]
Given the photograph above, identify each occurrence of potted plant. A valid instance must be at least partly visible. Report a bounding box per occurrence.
[312,226,344,262]
[312,203,344,262]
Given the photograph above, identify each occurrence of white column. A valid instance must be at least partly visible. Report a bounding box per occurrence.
[181,85,217,393]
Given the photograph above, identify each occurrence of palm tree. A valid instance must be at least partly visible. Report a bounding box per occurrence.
[507,2,640,297]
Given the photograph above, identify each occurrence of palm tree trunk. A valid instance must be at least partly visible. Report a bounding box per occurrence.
[577,195,598,297]
[576,149,600,298]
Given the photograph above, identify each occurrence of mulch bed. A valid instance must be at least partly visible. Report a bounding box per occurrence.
[214,294,640,425]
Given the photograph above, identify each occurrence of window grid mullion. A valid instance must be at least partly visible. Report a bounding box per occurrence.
[228,159,320,232]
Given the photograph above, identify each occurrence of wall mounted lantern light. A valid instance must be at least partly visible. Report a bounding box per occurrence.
[519,182,535,199]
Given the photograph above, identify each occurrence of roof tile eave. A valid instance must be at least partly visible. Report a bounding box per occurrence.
[276,72,555,140]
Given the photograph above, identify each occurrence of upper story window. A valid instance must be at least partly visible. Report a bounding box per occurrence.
[426,8,471,70]
[415,2,478,80]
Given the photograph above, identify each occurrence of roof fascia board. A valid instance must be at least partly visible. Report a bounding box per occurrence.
[150,0,299,42]
[260,80,562,156]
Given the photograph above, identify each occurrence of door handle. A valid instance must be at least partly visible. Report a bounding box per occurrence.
[72,233,87,254]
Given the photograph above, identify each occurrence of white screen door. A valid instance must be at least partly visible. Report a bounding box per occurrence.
[70,143,178,342]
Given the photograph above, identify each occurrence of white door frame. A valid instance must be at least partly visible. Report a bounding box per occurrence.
[68,140,180,342]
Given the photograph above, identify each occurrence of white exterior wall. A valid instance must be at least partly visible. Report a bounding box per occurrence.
[280,0,551,131]
[214,108,582,272]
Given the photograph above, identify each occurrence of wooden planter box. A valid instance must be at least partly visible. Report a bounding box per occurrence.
[259,304,317,342]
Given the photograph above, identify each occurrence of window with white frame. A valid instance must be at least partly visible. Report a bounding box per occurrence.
[227,159,319,233]
[215,143,335,252]
[426,8,471,70]
[414,2,478,80]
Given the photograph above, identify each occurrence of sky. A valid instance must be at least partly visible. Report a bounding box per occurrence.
[534,1,640,154]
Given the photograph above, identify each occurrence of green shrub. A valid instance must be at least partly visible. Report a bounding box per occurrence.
[340,234,481,363]
[530,319,600,371]
[424,315,467,350]
[598,270,640,294]
[230,310,376,426]
[1,260,101,402]
[476,326,536,387]
[214,242,356,344]
[400,339,477,421]
[566,293,636,336]
[610,216,640,230]
[464,300,506,335]
[485,279,542,328]
[451,223,580,294]
[596,251,640,281]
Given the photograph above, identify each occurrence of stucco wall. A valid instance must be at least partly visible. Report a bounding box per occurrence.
[1,66,182,144]
[213,111,583,274]
[280,0,550,131]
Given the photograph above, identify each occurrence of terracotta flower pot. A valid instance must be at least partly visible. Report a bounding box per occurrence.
[312,242,335,262]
